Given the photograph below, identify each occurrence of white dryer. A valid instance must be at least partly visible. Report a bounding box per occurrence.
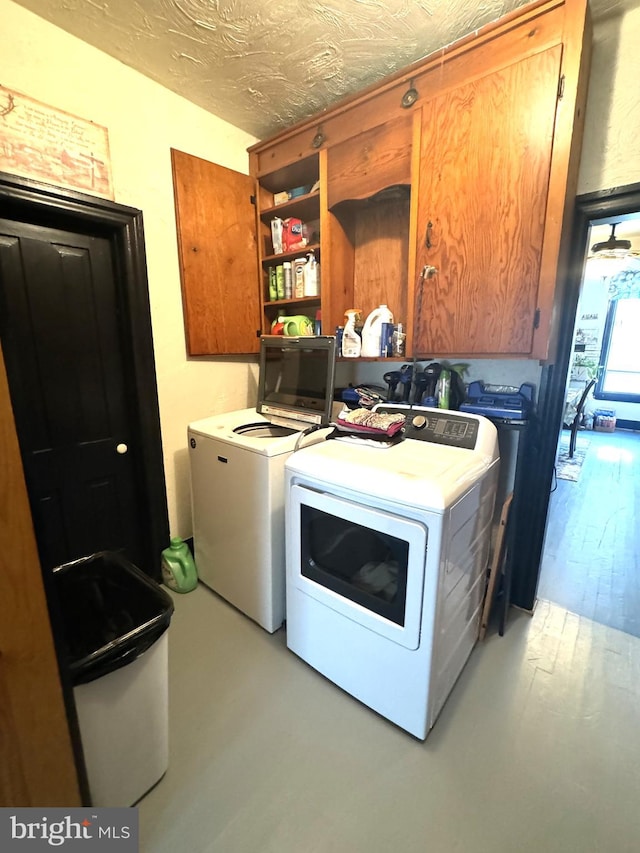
[284,405,499,739]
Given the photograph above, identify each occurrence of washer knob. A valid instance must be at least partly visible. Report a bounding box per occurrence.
[412,415,427,430]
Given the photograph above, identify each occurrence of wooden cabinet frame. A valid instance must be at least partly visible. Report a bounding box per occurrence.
[174,0,590,360]
[247,0,591,362]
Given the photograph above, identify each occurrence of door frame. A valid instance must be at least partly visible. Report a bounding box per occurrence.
[0,171,169,579]
[510,181,640,611]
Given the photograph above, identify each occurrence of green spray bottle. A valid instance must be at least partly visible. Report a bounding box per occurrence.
[161,537,198,593]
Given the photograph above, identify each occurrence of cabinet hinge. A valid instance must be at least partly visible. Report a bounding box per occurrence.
[533,308,541,330]
[250,194,256,205]
[256,329,262,338]
[557,74,565,100]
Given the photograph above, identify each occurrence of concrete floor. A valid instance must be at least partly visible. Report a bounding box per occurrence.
[137,585,640,852]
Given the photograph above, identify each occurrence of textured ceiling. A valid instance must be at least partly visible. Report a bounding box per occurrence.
[11,0,637,140]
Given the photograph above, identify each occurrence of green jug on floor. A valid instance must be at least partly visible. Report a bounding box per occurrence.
[161,537,198,593]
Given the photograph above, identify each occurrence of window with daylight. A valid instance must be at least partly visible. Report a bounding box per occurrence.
[594,296,640,402]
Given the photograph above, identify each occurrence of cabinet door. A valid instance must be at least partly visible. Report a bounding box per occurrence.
[171,149,261,355]
[413,45,562,356]
[326,114,413,208]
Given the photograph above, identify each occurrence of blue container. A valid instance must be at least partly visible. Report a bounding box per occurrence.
[381,322,395,357]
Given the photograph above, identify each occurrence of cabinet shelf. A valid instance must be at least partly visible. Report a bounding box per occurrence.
[262,243,320,265]
[263,295,320,309]
[259,192,320,223]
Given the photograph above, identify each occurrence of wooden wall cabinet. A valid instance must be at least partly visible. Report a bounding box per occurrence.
[174,0,591,361]
[171,149,261,355]
[411,45,564,358]
[321,114,416,338]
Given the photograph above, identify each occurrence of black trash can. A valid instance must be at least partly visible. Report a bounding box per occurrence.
[54,551,174,807]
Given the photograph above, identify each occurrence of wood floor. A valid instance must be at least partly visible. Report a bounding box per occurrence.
[537,427,640,638]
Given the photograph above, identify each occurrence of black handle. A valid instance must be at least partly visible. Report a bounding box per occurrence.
[425,220,433,249]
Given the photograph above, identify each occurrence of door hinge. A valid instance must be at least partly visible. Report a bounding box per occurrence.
[557,74,565,100]
[533,308,541,329]
[250,194,256,205]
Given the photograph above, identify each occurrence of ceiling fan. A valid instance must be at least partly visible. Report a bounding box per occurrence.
[588,222,640,266]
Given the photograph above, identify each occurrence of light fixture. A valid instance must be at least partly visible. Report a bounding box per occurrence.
[591,223,631,254]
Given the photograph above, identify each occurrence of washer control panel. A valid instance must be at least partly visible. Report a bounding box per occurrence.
[375,405,480,449]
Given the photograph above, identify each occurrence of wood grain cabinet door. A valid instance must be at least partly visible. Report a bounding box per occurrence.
[171,149,261,355]
[413,45,563,357]
[326,114,413,208]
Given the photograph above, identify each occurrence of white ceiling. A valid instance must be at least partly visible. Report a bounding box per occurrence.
[11,0,639,140]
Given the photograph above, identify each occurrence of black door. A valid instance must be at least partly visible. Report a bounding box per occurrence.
[0,218,145,571]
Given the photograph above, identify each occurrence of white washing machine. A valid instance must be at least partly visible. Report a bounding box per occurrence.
[285,405,499,739]
[188,336,337,633]
[189,409,304,632]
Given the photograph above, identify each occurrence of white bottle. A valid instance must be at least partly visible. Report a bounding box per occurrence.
[392,323,406,356]
[293,258,306,298]
[283,261,293,299]
[361,304,394,357]
[342,310,361,358]
[303,252,319,296]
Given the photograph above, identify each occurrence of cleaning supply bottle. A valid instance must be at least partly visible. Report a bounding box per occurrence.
[436,369,451,410]
[391,323,406,356]
[303,252,319,296]
[342,310,361,357]
[161,537,198,593]
[361,305,394,357]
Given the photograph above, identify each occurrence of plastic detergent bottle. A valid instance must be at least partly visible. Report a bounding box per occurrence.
[361,305,394,357]
[161,537,198,593]
[303,252,319,297]
[342,310,361,357]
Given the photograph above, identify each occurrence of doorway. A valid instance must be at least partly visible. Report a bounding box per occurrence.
[508,182,640,615]
[536,185,640,637]
[0,172,169,579]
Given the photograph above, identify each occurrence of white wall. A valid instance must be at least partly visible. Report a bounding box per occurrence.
[578,3,640,194]
[1,0,260,539]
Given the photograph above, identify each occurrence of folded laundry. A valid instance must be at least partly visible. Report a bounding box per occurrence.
[336,407,405,437]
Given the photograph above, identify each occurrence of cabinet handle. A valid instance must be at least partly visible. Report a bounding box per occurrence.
[425,221,433,249]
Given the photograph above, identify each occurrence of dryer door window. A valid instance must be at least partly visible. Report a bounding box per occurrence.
[301,505,409,626]
[289,484,428,650]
